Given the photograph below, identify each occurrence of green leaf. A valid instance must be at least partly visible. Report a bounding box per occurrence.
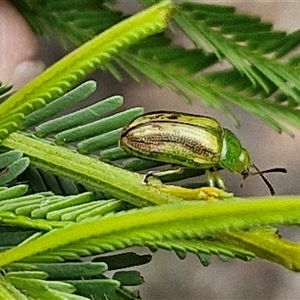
[0,158,30,186]
[145,238,254,266]
[94,253,152,270]
[116,2,300,134]
[78,128,122,154]
[35,95,123,138]
[24,167,83,195]
[0,82,13,99]
[55,107,143,145]
[30,192,95,219]
[0,151,23,169]
[5,271,48,280]
[25,80,98,128]
[68,279,121,300]
[0,1,173,138]
[0,185,28,200]
[11,0,125,47]
[112,271,144,286]
[34,262,108,280]
[7,276,76,299]
[0,227,36,247]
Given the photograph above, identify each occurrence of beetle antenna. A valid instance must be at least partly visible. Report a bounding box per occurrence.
[255,167,287,175]
[251,164,287,196]
[253,165,275,196]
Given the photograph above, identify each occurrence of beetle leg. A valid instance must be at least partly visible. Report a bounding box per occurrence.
[143,167,183,184]
[214,172,226,190]
[158,185,233,201]
[205,168,225,190]
[205,169,215,187]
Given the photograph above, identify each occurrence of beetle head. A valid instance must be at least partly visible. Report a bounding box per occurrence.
[233,147,252,174]
[240,163,287,196]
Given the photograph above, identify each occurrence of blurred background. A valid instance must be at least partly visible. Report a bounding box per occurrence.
[36,1,300,299]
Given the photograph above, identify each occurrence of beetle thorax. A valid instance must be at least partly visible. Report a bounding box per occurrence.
[219,129,252,174]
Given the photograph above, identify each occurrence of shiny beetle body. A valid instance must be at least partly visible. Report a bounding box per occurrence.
[119,111,286,194]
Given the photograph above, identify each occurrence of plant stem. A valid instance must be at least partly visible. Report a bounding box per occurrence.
[1,196,300,267]
[3,132,181,207]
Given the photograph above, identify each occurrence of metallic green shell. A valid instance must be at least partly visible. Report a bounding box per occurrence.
[120,111,224,169]
[218,129,251,173]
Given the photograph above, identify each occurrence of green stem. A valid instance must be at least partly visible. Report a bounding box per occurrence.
[3,132,181,207]
[1,196,300,267]
[218,230,300,271]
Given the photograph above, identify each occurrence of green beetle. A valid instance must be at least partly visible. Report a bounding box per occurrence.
[119,111,286,195]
